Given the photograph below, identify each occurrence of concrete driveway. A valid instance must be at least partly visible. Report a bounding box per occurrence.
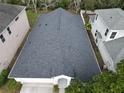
[20,83,53,93]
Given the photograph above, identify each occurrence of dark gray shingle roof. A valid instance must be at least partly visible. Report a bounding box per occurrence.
[0,3,25,33]
[104,37,124,64]
[95,8,124,30]
[9,8,100,81]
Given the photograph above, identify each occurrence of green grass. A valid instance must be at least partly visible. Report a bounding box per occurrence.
[27,10,40,27]
[26,9,50,27]
[0,80,21,93]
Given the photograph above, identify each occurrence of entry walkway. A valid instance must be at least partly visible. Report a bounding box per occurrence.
[20,83,53,93]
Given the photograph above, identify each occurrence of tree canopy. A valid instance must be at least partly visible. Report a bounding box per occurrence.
[66,59,124,93]
[1,0,124,11]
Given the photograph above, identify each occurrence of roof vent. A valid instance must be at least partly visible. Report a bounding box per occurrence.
[29,41,31,44]
[45,24,47,26]
[110,17,112,18]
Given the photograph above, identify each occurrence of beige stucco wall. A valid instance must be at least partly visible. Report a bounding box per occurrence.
[0,9,30,73]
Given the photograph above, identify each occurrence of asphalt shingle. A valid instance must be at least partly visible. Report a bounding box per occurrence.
[104,37,124,64]
[9,8,100,81]
[0,3,25,33]
[95,8,124,30]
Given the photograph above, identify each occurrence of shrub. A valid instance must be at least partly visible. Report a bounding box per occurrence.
[7,79,22,92]
[85,23,92,31]
[116,59,124,77]
[65,59,124,93]
[0,75,5,86]
[1,69,9,77]
[54,85,59,93]
[57,0,70,9]
[0,69,9,87]
[66,80,87,93]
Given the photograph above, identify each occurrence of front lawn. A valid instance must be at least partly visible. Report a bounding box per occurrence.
[26,9,40,27]
[26,9,51,27]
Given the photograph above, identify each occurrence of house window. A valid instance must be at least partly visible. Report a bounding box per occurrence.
[0,34,5,43]
[95,30,98,36]
[110,32,117,39]
[7,27,11,34]
[96,14,98,20]
[15,17,19,21]
[105,29,109,36]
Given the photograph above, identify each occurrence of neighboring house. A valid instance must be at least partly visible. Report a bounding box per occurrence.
[81,8,124,71]
[0,3,30,73]
[9,8,100,93]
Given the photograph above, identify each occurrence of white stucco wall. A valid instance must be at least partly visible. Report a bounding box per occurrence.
[14,75,72,87]
[0,9,30,73]
[53,75,72,86]
[15,78,54,84]
[106,29,124,41]
[16,75,72,93]
[89,13,117,71]
[92,14,109,41]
